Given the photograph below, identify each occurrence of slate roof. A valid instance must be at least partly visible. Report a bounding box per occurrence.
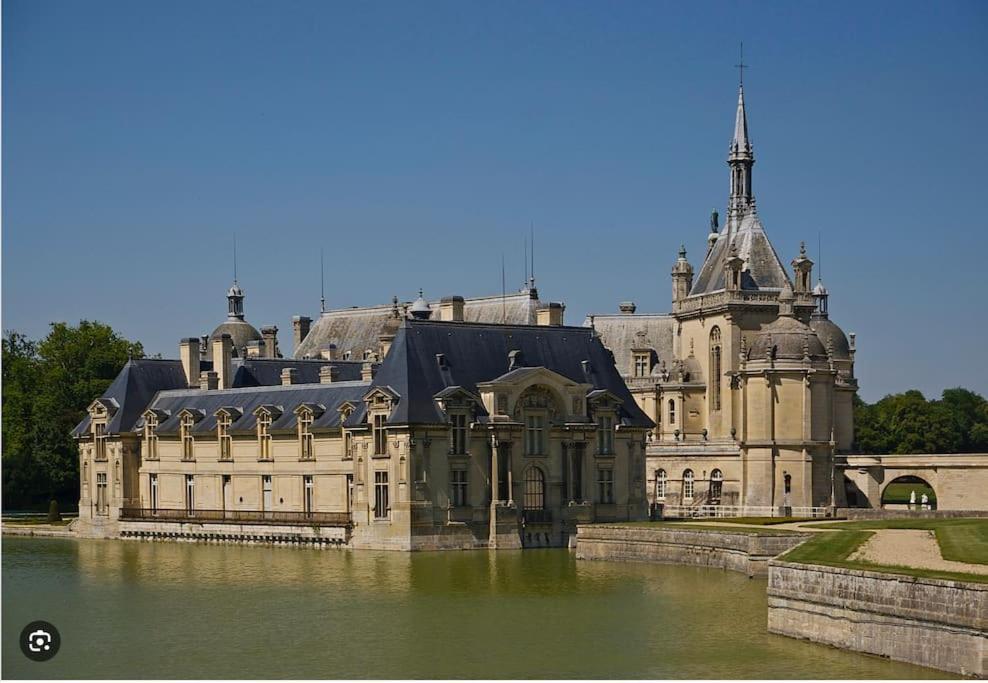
[293,290,543,360]
[145,381,370,435]
[71,360,190,437]
[372,319,653,428]
[230,358,364,386]
[690,210,791,295]
[582,313,676,378]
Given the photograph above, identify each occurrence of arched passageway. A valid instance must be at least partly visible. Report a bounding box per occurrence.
[881,475,937,510]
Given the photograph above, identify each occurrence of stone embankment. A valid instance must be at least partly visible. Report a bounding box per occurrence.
[767,560,987,677]
[2,521,77,538]
[575,524,808,577]
[845,508,988,521]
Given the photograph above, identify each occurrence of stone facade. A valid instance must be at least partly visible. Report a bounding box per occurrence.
[768,560,988,677]
[590,84,856,515]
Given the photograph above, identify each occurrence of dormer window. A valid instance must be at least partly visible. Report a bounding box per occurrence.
[180,413,195,461]
[525,415,545,456]
[298,411,314,460]
[596,414,614,455]
[144,415,158,460]
[450,413,468,455]
[257,413,272,460]
[217,413,233,461]
[634,352,651,378]
[93,422,108,461]
[373,414,387,456]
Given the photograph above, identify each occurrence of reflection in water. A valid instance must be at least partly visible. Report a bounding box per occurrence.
[3,538,946,680]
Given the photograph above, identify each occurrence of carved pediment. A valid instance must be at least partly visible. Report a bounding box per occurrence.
[88,398,119,418]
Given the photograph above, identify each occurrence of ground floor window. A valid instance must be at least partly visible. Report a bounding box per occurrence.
[655,469,667,499]
[96,472,108,515]
[374,471,389,519]
[523,467,546,510]
[683,469,694,500]
[597,468,614,504]
[710,469,723,502]
[185,474,195,514]
[149,473,158,513]
[303,475,314,515]
[450,468,468,507]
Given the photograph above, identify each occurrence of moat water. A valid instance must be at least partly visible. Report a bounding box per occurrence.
[2,537,946,679]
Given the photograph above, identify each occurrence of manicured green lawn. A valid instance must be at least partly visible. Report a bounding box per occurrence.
[678,516,816,526]
[779,518,988,583]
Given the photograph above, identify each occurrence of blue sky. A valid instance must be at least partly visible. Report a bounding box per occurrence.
[3,0,987,402]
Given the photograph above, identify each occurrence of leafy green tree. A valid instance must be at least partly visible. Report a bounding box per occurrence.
[853,388,986,455]
[2,332,42,507]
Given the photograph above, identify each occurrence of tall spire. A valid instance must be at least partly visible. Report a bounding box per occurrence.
[727,44,755,227]
[227,235,245,320]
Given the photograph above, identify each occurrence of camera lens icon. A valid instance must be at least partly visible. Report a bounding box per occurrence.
[20,621,60,662]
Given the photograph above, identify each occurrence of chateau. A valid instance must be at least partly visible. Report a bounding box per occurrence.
[591,83,855,513]
[73,81,855,548]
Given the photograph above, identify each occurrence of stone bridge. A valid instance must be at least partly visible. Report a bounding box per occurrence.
[838,453,988,511]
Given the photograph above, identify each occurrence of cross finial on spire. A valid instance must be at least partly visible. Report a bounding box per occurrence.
[233,234,238,284]
[735,41,748,87]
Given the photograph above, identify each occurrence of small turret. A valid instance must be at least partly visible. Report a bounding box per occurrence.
[791,241,813,294]
[671,245,694,304]
[409,289,432,320]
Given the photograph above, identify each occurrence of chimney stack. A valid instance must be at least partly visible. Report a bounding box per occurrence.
[619,301,637,314]
[438,296,465,322]
[319,343,338,361]
[246,340,265,358]
[319,365,340,384]
[261,326,279,358]
[361,361,376,382]
[292,315,312,350]
[536,302,565,326]
[179,338,200,388]
[199,371,218,391]
[211,334,234,390]
[281,367,297,386]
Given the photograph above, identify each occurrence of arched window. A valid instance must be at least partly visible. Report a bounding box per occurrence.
[682,469,694,500]
[668,399,676,425]
[710,468,723,502]
[523,467,546,510]
[655,469,667,499]
[710,327,722,412]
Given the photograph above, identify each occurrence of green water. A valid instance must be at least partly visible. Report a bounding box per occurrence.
[2,537,945,679]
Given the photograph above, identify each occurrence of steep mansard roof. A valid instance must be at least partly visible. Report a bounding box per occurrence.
[690,210,791,295]
[581,313,675,377]
[293,290,542,360]
[372,319,653,428]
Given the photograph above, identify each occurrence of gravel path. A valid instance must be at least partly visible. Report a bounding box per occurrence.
[849,528,988,575]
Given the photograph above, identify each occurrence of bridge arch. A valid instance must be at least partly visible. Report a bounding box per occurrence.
[880,474,937,509]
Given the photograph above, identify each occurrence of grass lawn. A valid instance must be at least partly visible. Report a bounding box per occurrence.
[677,516,816,526]
[779,518,988,583]
[612,521,803,535]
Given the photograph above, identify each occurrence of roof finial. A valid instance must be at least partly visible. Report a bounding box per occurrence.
[735,41,747,87]
[233,234,238,285]
[530,221,536,289]
[319,247,326,314]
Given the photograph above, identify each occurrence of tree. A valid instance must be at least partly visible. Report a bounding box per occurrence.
[1,322,143,508]
[853,388,987,455]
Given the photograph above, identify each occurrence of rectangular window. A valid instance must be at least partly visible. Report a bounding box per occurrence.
[262,475,273,512]
[450,414,468,454]
[299,412,314,460]
[94,423,107,461]
[218,414,232,461]
[374,471,389,519]
[597,468,614,504]
[346,473,354,512]
[525,415,545,455]
[634,353,650,377]
[185,474,195,514]
[596,415,614,455]
[450,468,468,507]
[96,472,108,514]
[373,414,387,456]
[303,475,314,515]
[144,417,158,460]
[149,473,158,512]
[181,415,195,461]
[258,414,272,460]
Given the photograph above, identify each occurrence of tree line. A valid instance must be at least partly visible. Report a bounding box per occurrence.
[2,321,987,509]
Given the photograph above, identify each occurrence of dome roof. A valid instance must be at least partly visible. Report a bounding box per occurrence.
[809,316,851,360]
[210,319,262,357]
[747,315,826,361]
[409,290,432,319]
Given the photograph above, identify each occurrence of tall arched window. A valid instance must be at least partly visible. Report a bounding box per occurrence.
[682,469,694,500]
[655,469,667,499]
[710,468,723,502]
[523,467,546,510]
[710,327,722,412]
[668,399,676,425]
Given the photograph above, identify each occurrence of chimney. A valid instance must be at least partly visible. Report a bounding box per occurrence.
[292,315,312,350]
[179,338,200,388]
[261,326,279,358]
[319,343,337,361]
[199,371,218,391]
[536,302,565,326]
[281,367,297,386]
[319,365,340,384]
[199,335,209,355]
[361,361,376,382]
[438,296,465,322]
[211,334,233,390]
[619,301,637,314]
[245,340,265,358]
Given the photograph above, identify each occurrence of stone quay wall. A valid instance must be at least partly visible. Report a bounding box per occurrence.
[575,524,808,577]
[116,520,350,547]
[767,560,987,677]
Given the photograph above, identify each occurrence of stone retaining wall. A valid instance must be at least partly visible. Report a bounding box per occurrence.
[117,520,349,546]
[767,560,987,677]
[844,508,988,521]
[575,524,808,577]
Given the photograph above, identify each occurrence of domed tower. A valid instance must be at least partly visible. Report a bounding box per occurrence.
[671,245,694,304]
[208,280,262,359]
[808,278,857,452]
[409,289,432,320]
[737,282,836,508]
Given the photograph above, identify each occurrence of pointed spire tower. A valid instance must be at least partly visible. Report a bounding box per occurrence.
[727,45,755,229]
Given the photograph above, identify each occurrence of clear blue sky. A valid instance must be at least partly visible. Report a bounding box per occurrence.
[3,0,987,402]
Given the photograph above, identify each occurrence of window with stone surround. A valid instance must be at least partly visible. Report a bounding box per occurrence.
[683,469,694,500]
[597,467,614,504]
[596,414,614,455]
[298,411,314,460]
[94,422,108,461]
[181,414,195,461]
[450,413,468,455]
[710,327,722,411]
[217,413,233,461]
[374,471,389,519]
[143,415,158,460]
[450,468,468,507]
[373,414,387,456]
[257,413,272,460]
[525,414,546,456]
[655,469,667,499]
